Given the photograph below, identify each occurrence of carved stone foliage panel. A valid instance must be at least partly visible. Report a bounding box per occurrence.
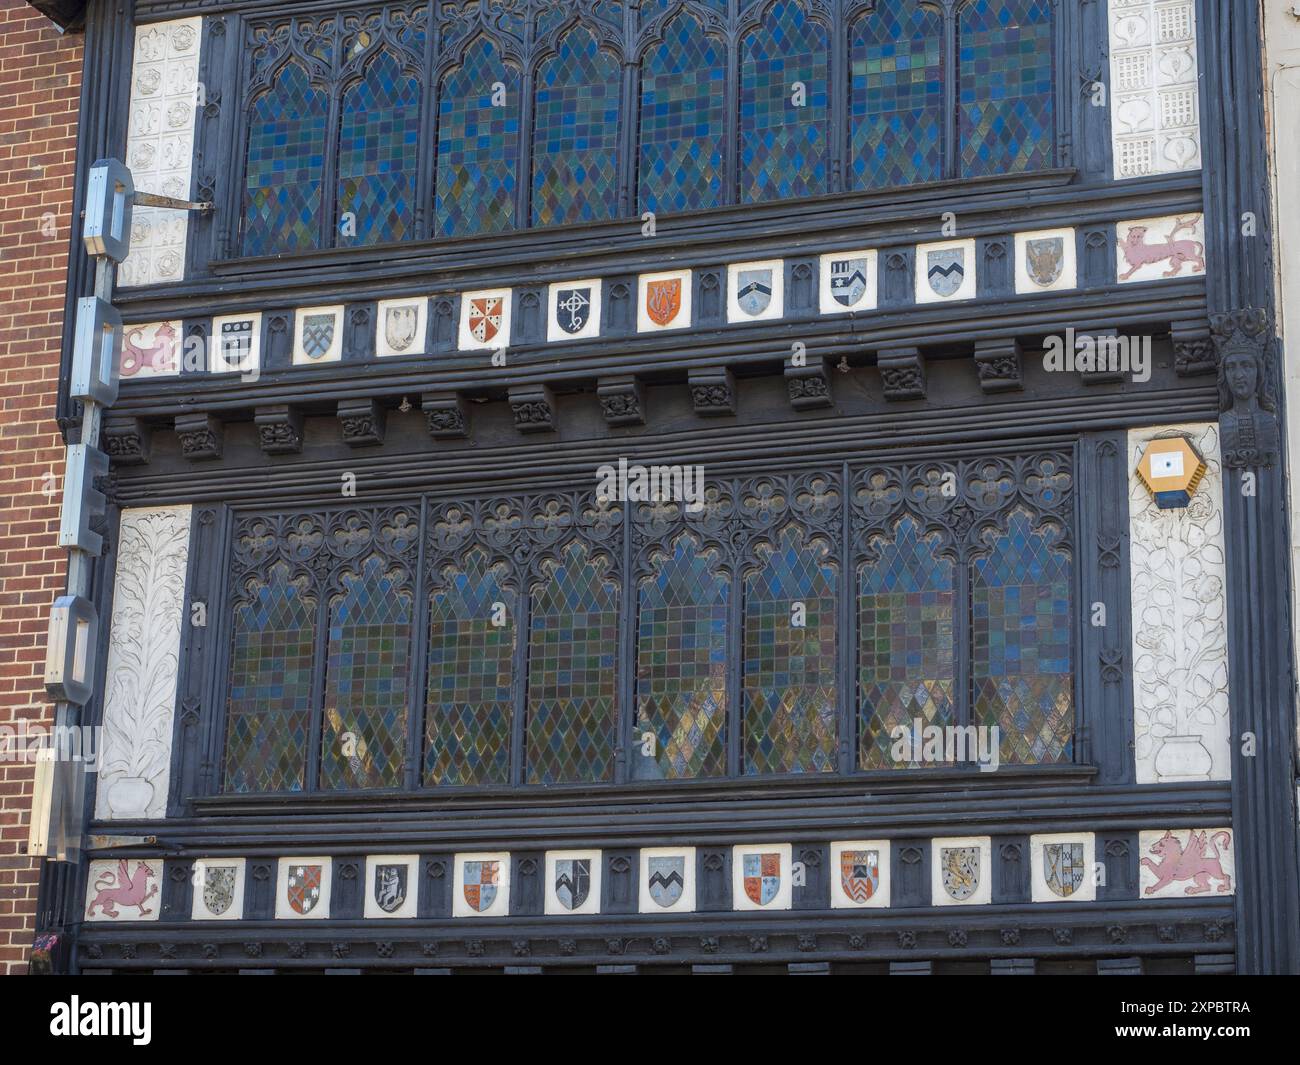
[96,506,193,820]
[119,18,203,287]
[1108,0,1201,178]
[1128,423,1230,783]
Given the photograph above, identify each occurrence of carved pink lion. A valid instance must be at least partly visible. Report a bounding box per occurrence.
[86,859,157,918]
[1141,830,1232,896]
[1119,215,1206,280]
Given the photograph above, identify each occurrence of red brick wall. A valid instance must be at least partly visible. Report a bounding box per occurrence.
[0,0,82,975]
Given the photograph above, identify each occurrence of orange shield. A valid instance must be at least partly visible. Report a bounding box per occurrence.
[646,278,682,326]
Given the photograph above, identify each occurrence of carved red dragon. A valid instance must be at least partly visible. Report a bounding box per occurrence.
[1118,215,1206,280]
[1141,830,1232,896]
[86,859,157,918]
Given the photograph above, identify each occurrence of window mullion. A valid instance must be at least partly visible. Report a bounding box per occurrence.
[305,571,331,793]
[943,2,959,180]
[510,557,531,787]
[955,544,973,766]
[319,19,344,250]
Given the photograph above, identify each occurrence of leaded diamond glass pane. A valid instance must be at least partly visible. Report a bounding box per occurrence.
[337,50,421,246]
[972,511,1073,764]
[858,516,956,769]
[224,562,316,793]
[531,28,621,227]
[740,0,829,203]
[850,2,944,188]
[242,62,328,256]
[526,541,619,784]
[425,548,515,787]
[959,0,1055,177]
[320,555,412,790]
[634,536,728,780]
[436,38,520,237]
[638,14,726,215]
[743,526,837,774]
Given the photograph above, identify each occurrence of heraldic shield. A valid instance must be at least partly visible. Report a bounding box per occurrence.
[384,304,418,352]
[203,865,237,916]
[301,314,335,359]
[645,278,682,326]
[840,849,880,903]
[555,288,592,334]
[940,846,980,901]
[1044,842,1085,898]
[1025,236,1064,287]
[926,248,965,297]
[742,852,781,906]
[463,860,500,912]
[736,268,773,315]
[646,855,685,908]
[555,858,591,910]
[830,257,868,307]
[469,297,503,344]
[287,864,323,915]
[373,864,408,914]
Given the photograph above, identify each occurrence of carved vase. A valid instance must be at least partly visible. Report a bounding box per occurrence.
[105,775,155,820]
[1152,734,1214,782]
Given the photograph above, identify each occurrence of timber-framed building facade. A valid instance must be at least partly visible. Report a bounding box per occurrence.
[25,0,1300,973]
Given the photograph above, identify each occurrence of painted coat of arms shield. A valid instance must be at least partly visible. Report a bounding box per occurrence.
[1025,237,1064,287]
[926,248,965,297]
[940,846,980,901]
[742,852,781,906]
[830,257,869,307]
[469,297,503,344]
[463,860,499,912]
[301,314,335,359]
[840,849,880,903]
[1044,842,1086,898]
[555,288,592,335]
[286,863,323,915]
[384,304,419,352]
[373,864,408,913]
[202,865,237,916]
[646,278,682,326]
[554,858,591,910]
[646,855,685,908]
[220,320,253,369]
[736,269,773,316]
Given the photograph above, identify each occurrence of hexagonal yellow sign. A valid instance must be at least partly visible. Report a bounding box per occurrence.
[1136,435,1206,510]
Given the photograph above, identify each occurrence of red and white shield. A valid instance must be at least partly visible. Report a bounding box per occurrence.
[469,297,503,344]
[645,278,681,326]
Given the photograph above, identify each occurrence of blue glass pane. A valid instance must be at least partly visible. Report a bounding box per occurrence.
[850,2,944,189]
[337,51,421,246]
[436,38,520,237]
[743,526,837,775]
[320,555,412,790]
[638,14,726,214]
[242,62,328,256]
[224,563,316,793]
[425,548,516,787]
[635,537,728,780]
[972,511,1073,764]
[531,29,621,227]
[959,0,1055,176]
[526,542,619,784]
[740,0,829,203]
[858,517,956,769]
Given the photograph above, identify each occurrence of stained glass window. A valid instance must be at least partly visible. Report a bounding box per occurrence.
[224,562,317,792]
[635,536,728,780]
[971,510,1073,764]
[858,516,956,769]
[740,0,829,203]
[531,28,621,227]
[959,0,1055,177]
[337,50,421,246]
[526,541,619,784]
[743,526,837,774]
[435,38,520,237]
[242,62,329,256]
[320,555,413,790]
[850,2,944,189]
[426,548,516,787]
[638,14,727,215]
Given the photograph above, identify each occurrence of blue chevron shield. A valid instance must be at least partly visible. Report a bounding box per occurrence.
[830,257,869,307]
[646,855,685,908]
[736,269,773,316]
[926,248,965,297]
[555,858,591,910]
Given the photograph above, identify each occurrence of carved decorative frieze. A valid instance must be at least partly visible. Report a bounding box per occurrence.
[877,347,926,401]
[596,375,645,426]
[422,392,468,438]
[509,384,557,433]
[255,405,304,454]
[688,367,735,417]
[338,397,386,447]
[175,412,223,460]
[95,506,193,821]
[785,354,833,410]
[1171,318,1215,377]
[1128,423,1230,783]
[102,417,153,465]
[973,338,1023,393]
